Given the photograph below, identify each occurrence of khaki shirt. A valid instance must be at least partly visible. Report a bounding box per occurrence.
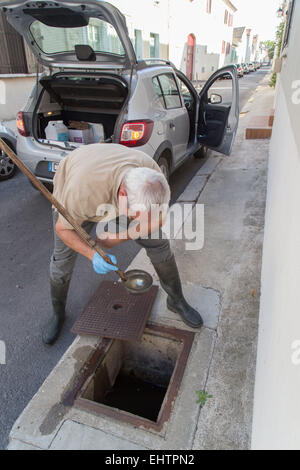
[53,143,161,229]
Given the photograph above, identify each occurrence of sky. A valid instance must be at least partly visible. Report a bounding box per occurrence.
[233,0,282,42]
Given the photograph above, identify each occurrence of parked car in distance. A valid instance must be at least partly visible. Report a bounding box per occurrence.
[248,63,255,72]
[0,122,17,181]
[217,63,238,79]
[2,0,239,186]
[235,64,244,78]
[241,63,249,74]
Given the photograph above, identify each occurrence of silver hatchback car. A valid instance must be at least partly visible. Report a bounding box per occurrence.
[0,122,17,181]
[2,0,239,186]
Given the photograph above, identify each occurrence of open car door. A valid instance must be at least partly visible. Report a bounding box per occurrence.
[198,65,239,156]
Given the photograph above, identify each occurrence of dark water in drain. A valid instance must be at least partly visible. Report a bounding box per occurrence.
[102,372,167,421]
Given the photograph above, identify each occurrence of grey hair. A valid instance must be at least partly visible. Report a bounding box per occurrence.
[122,167,171,211]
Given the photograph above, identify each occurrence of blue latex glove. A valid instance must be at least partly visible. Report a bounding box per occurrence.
[92,252,118,275]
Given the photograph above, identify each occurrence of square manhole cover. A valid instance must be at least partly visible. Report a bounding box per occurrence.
[71,281,159,342]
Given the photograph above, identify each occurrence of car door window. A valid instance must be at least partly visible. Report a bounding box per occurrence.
[198,66,239,156]
[30,18,125,55]
[208,75,233,106]
[179,81,192,100]
[177,77,193,106]
[152,76,165,107]
[157,74,182,109]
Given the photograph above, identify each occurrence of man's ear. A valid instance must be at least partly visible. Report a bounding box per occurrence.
[118,183,129,215]
[118,183,127,198]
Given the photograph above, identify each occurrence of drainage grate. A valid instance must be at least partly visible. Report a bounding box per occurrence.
[71,281,158,342]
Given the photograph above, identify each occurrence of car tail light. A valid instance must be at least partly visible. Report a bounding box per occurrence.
[16,111,28,137]
[119,120,154,147]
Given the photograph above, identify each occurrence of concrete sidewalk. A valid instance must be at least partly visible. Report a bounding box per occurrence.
[7,74,274,450]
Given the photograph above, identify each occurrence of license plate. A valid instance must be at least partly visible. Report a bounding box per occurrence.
[48,162,59,173]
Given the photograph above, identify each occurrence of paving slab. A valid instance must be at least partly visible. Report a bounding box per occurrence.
[9,335,101,450]
[7,439,42,450]
[123,239,220,331]
[246,116,272,140]
[159,328,216,450]
[151,283,221,331]
[50,420,147,450]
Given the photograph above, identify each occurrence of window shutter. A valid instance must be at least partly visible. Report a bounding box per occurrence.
[0,12,28,74]
[206,0,212,14]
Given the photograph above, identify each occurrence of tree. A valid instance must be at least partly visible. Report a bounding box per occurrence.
[276,21,285,57]
[262,40,276,60]
[263,20,285,61]
[269,20,286,88]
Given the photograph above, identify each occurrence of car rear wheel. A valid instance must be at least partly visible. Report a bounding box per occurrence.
[157,156,170,182]
[0,140,17,181]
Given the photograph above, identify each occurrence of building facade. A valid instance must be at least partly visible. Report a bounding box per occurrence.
[0,0,239,120]
[168,0,237,79]
[232,26,262,65]
[106,0,238,80]
[251,0,300,450]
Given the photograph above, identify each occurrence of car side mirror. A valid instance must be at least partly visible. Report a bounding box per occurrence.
[209,93,222,104]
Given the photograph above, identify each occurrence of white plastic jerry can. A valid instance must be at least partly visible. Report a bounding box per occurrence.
[45,121,68,142]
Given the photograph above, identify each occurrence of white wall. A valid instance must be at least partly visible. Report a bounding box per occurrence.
[111,0,170,59]
[168,0,236,78]
[251,1,300,450]
[235,30,252,63]
[235,33,245,63]
[0,0,238,120]
[112,0,236,80]
[178,44,220,81]
[0,75,36,121]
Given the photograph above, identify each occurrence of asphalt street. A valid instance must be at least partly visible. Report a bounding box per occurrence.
[0,68,268,449]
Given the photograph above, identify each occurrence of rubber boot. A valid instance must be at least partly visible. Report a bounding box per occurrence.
[153,255,203,328]
[42,280,70,345]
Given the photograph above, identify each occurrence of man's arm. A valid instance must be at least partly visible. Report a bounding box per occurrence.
[56,215,128,252]
[56,217,118,275]
[96,230,130,249]
[55,217,95,261]
[97,210,166,249]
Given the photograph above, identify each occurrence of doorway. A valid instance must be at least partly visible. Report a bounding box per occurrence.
[186,34,195,80]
